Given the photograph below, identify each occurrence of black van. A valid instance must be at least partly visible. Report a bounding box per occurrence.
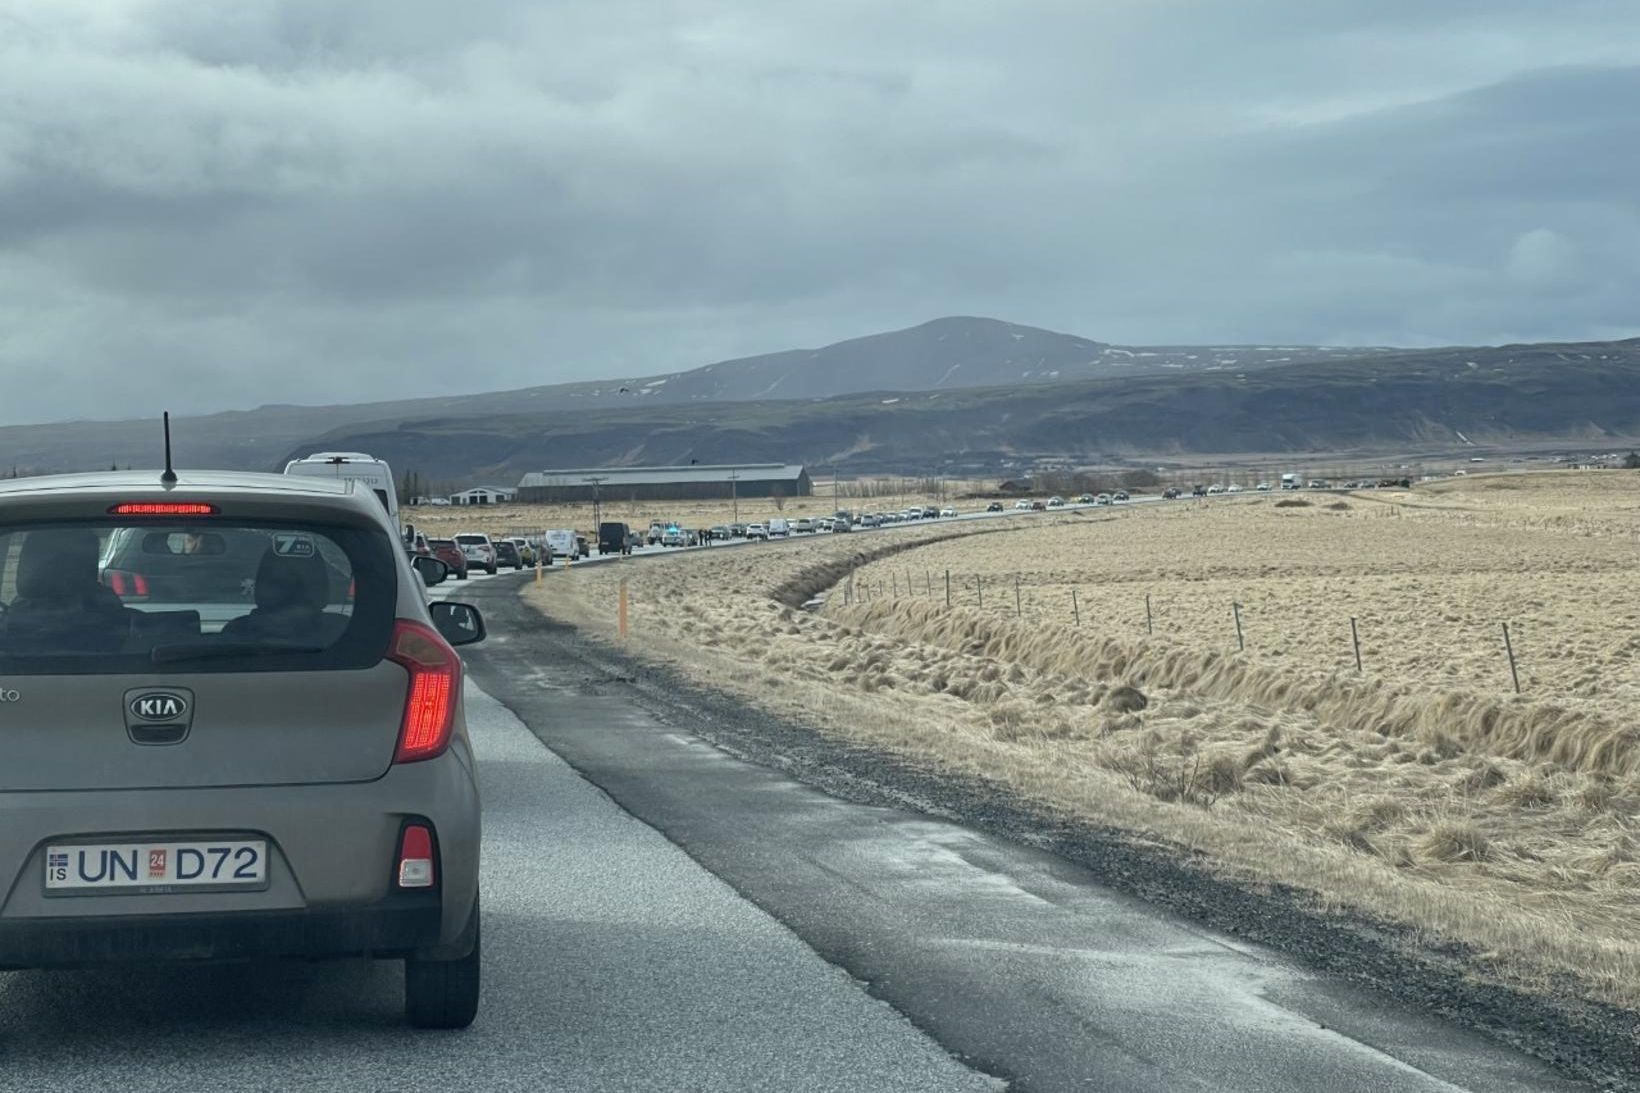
[598,522,632,556]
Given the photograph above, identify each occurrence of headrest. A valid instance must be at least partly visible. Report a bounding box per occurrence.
[16,529,102,600]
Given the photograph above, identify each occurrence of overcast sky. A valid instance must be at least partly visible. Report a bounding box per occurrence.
[2,1,1638,425]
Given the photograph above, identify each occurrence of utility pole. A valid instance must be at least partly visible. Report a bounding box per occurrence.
[587,475,606,529]
[729,470,740,523]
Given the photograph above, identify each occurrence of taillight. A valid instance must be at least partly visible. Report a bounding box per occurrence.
[108,502,218,516]
[387,619,461,763]
[396,823,436,889]
[104,569,151,598]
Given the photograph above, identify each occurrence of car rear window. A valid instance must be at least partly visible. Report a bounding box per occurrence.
[454,534,487,545]
[0,520,396,674]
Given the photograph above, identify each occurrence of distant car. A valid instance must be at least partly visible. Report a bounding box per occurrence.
[574,535,590,558]
[1226,484,1243,493]
[768,518,791,538]
[1113,490,1129,502]
[1191,485,1208,497]
[1030,500,1046,511]
[1206,484,1225,495]
[729,523,748,538]
[1255,482,1272,491]
[1077,494,1094,504]
[1047,496,1065,508]
[940,507,957,518]
[746,523,769,541]
[710,525,730,542]
[507,537,536,566]
[794,518,814,533]
[599,522,632,556]
[1308,479,1329,489]
[986,501,1004,512]
[408,531,431,556]
[1163,488,1182,500]
[660,525,687,548]
[453,532,497,575]
[428,538,469,579]
[1096,493,1112,505]
[922,507,939,519]
[1013,499,1032,510]
[832,519,852,533]
[492,539,523,570]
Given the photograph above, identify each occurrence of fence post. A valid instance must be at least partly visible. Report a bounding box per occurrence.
[892,573,898,597]
[1014,575,1023,618]
[977,577,983,610]
[1502,622,1521,694]
[1232,602,1244,651]
[1350,616,1362,672]
[1145,594,1153,636]
[1071,589,1081,627]
[617,578,629,641]
[945,569,951,607]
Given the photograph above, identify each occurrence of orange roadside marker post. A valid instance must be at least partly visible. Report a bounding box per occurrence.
[618,578,629,641]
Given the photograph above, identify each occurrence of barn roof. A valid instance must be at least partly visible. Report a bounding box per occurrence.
[518,464,807,489]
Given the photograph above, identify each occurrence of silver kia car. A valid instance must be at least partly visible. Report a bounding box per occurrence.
[0,470,485,1028]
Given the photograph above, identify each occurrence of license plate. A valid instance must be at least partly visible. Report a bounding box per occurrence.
[44,840,268,895]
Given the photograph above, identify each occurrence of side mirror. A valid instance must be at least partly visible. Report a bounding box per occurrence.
[430,601,486,646]
[413,555,450,587]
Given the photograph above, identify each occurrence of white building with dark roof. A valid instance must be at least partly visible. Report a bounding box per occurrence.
[516,464,810,503]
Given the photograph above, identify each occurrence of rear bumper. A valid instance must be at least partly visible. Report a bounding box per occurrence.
[0,894,443,969]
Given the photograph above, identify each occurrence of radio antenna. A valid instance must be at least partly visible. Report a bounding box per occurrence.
[160,412,177,486]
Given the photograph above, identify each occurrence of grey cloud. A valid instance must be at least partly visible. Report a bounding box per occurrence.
[1,0,1638,423]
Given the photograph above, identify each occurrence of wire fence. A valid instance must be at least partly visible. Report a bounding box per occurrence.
[841,567,1532,695]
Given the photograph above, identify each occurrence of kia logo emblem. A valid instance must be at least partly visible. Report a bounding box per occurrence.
[130,692,189,722]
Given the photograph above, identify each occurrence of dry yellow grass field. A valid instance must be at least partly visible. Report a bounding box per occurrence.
[525,471,1640,1011]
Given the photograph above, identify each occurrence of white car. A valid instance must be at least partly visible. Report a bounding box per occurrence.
[940,507,957,518]
[1255,482,1272,491]
[1226,484,1244,493]
[1013,499,1032,510]
[453,532,497,574]
[746,523,769,541]
[1206,484,1225,495]
[1047,497,1065,508]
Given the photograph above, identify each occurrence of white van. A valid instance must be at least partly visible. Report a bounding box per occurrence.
[544,529,579,558]
[768,517,791,538]
[284,452,398,524]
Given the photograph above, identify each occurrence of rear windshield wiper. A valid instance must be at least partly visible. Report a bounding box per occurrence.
[150,641,330,663]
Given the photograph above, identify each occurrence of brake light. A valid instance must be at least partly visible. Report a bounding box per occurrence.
[108,502,219,516]
[388,619,461,763]
[396,824,436,889]
[104,569,151,597]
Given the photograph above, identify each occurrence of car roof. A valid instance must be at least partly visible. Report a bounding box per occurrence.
[0,469,354,500]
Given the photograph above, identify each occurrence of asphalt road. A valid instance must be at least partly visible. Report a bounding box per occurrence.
[0,677,999,1093]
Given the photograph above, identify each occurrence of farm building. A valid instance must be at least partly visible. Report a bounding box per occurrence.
[516,464,811,503]
[448,487,517,506]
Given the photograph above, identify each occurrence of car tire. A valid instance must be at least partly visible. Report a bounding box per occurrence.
[405,901,481,1030]
[456,570,468,580]
[486,564,497,575]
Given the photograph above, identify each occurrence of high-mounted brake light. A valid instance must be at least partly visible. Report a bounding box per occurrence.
[109,502,219,516]
[396,824,437,889]
[388,619,461,763]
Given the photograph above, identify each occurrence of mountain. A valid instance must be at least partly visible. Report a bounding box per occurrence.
[295,338,1640,482]
[0,318,1373,475]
